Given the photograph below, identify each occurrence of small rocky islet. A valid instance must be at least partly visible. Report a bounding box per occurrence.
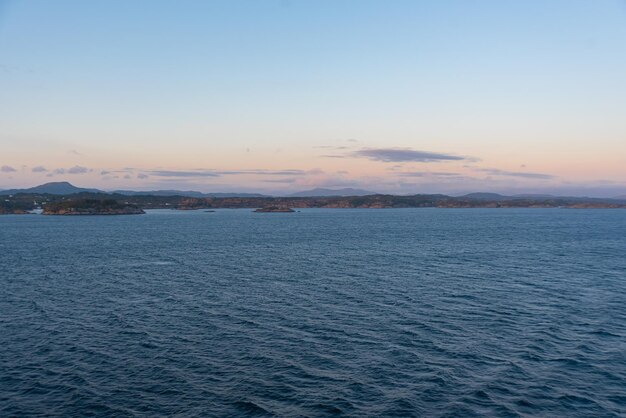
[253,206,295,213]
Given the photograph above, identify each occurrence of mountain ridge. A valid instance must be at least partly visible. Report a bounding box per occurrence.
[2,182,626,201]
[0,182,102,195]
[288,188,376,197]
[0,182,267,197]
[113,189,267,198]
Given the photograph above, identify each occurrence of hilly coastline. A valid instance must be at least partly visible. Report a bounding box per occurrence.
[42,199,144,215]
[288,188,375,197]
[2,183,626,214]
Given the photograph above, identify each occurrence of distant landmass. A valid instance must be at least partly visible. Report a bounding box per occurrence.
[0,182,102,195]
[0,182,266,198]
[460,192,507,200]
[288,188,375,197]
[511,193,557,199]
[461,192,582,200]
[2,183,624,201]
[43,199,144,215]
[2,182,626,215]
[113,189,267,198]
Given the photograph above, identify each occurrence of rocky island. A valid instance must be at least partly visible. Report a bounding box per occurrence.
[254,206,295,213]
[42,199,145,215]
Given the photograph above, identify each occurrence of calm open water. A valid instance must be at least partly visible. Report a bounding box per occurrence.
[1,209,625,417]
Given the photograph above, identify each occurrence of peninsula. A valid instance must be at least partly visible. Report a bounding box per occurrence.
[42,199,145,215]
[0,200,33,215]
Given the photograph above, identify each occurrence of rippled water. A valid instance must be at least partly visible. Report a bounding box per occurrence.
[1,209,625,417]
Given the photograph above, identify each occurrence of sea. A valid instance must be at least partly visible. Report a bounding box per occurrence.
[1,208,625,417]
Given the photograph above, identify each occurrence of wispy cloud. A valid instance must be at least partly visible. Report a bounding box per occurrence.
[476,168,555,180]
[101,169,134,175]
[147,168,311,178]
[31,166,48,172]
[331,148,467,162]
[1,165,17,172]
[397,171,461,177]
[149,170,220,178]
[47,166,91,175]
[67,165,90,174]
[262,178,298,183]
[313,145,350,150]
[219,169,309,176]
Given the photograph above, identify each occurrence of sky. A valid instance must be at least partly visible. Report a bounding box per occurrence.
[1,0,626,196]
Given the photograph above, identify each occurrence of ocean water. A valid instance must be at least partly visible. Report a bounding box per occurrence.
[1,208,625,417]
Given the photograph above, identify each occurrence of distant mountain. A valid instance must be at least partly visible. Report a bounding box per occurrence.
[114,189,267,198]
[114,189,208,198]
[460,192,507,200]
[614,195,626,200]
[0,182,102,195]
[461,192,565,200]
[512,193,556,199]
[205,192,268,198]
[0,182,268,198]
[289,188,376,197]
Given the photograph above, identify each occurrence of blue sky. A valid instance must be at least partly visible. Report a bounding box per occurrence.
[1,0,625,196]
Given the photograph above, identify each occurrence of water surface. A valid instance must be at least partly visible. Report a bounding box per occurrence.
[1,209,625,416]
